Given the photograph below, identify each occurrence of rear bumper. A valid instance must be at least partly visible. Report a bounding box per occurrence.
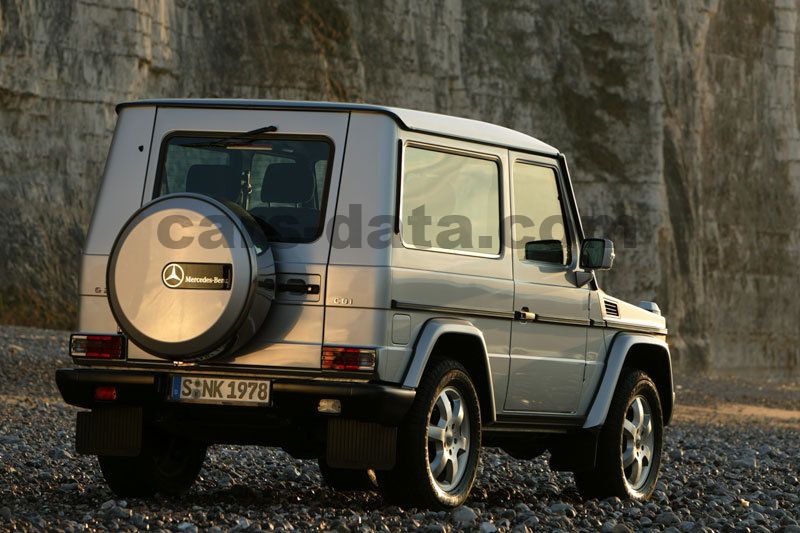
[55,368,415,425]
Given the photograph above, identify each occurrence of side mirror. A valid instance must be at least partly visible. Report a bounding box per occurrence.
[580,238,615,270]
[524,240,564,264]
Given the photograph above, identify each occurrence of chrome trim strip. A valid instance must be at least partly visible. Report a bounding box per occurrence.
[391,300,514,320]
[392,300,595,327]
[533,314,591,327]
[604,318,668,335]
[393,301,602,328]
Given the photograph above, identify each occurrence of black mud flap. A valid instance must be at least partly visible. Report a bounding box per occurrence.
[326,419,397,470]
[548,432,598,472]
[76,406,143,457]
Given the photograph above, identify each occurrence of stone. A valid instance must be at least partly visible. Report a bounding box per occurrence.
[479,522,498,533]
[514,503,531,514]
[735,456,759,469]
[656,512,681,526]
[49,447,67,460]
[177,523,198,533]
[112,507,132,520]
[131,514,146,528]
[548,503,576,517]
[451,506,478,525]
[99,500,116,511]
[231,517,251,532]
[523,515,540,527]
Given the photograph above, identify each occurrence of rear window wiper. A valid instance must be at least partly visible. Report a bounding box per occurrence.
[186,125,278,148]
[239,125,278,137]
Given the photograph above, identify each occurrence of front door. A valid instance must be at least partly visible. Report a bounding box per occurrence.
[505,156,589,414]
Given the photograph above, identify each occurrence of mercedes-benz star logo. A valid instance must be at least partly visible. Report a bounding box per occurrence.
[162,263,185,288]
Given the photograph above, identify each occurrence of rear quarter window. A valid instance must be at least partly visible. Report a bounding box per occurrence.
[401,146,501,256]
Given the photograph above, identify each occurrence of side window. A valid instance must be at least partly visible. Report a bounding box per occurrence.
[512,162,570,265]
[402,146,501,255]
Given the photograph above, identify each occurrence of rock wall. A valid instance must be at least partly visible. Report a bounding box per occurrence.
[1,0,798,375]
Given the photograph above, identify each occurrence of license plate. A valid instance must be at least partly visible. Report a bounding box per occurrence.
[170,376,271,406]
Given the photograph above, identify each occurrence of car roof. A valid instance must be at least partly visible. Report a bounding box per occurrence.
[116,99,560,156]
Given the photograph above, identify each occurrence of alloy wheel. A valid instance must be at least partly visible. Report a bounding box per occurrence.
[622,394,655,492]
[427,386,470,492]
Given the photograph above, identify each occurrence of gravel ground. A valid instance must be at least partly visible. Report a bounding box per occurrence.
[1,325,798,532]
[675,375,799,412]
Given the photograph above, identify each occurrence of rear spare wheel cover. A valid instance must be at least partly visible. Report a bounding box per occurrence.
[107,193,273,360]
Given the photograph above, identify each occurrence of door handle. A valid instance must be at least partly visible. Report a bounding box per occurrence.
[280,278,321,295]
[514,307,537,321]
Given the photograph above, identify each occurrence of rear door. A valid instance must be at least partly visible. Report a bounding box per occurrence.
[505,154,589,414]
[126,106,350,369]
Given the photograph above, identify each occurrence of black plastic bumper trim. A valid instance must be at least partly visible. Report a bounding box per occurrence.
[55,368,415,425]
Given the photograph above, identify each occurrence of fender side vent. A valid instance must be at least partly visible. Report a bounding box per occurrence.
[604,300,619,317]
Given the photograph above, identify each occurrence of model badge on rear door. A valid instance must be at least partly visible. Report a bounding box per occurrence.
[162,263,231,290]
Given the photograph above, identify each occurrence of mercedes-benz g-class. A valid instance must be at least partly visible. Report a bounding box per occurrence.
[56,99,673,508]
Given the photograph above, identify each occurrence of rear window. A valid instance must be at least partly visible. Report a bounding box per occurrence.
[157,135,333,242]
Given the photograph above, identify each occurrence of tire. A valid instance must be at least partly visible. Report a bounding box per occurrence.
[575,368,663,501]
[377,359,481,509]
[98,433,207,498]
[318,458,378,491]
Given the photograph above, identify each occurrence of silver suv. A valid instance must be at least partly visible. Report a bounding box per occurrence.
[57,99,673,508]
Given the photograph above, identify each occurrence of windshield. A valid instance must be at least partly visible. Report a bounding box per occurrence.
[157,135,333,242]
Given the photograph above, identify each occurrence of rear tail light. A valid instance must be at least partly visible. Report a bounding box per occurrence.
[321,346,376,372]
[70,334,126,359]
